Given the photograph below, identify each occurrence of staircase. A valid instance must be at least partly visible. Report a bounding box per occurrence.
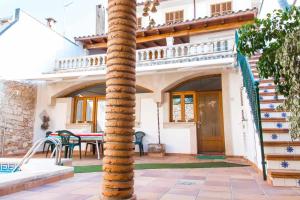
[249,55,300,187]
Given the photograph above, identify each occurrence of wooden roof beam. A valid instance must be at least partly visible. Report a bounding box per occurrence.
[85,20,254,50]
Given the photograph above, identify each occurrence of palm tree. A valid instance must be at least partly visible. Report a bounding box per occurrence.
[102,0,137,199]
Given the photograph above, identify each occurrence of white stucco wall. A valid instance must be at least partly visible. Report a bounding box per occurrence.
[0,9,83,80]
[221,69,245,156]
[33,66,249,156]
[241,88,263,169]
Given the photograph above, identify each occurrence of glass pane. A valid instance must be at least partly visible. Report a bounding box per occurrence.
[97,100,106,132]
[76,100,83,122]
[86,99,94,122]
[199,95,220,136]
[172,95,181,121]
[184,95,194,122]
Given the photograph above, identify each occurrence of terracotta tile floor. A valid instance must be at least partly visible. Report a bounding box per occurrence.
[1,165,300,200]
[3,155,300,200]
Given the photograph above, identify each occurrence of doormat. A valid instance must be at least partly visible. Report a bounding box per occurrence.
[196,155,225,160]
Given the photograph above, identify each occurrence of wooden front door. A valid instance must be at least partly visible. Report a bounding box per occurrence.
[197,91,225,153]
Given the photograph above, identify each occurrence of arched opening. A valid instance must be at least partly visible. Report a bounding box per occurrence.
[58,83,153,132]
[168,75,224,154]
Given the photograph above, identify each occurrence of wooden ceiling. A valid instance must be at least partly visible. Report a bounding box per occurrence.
[75,8,257,50]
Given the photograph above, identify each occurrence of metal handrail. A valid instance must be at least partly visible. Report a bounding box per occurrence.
[12,137,62,172]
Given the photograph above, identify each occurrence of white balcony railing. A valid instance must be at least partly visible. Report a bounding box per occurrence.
[52,38,235,73]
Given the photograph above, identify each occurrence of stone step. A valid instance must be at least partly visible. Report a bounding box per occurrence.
[268,170,300,187]
[261,118,287,122]
[260,99,284,104]
[266,154,300,161]
[259,79,275,84]
[259,85,276,89]
[261,108,285,112]
[263,128,289,134]
[259,92,277,96]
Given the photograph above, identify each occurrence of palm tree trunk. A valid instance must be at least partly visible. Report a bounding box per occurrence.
[102,0,136,199]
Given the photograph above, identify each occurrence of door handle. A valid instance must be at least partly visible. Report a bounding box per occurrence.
[197,121,201,128]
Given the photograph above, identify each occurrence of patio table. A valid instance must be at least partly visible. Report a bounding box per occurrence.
[48,132,104,160]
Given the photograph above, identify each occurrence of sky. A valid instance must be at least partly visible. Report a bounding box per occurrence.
[0,0,298,40]
[0,0,107,39]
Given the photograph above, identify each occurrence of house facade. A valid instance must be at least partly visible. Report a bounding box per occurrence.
[32,0,258,157]
[1,0,299,187]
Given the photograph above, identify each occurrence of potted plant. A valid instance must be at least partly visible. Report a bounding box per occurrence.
[148,102,166,157]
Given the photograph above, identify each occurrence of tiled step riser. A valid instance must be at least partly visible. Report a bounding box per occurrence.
[264,146,300,154]
[259,82,276,87]
[263,133,292,142]
[272,178,300,187]
[260,89,276,93]
[260,95,285,101]
[267,160,300,170]
[261,112,289,118]
[262,122,289,129]
[260,103,282,109]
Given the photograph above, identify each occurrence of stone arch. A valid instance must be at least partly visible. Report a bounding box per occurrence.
[161,73,221,94]
[50,80,154,105]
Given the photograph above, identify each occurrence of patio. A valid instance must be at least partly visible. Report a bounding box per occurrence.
[1,165,300,200]
[1,155,300,200]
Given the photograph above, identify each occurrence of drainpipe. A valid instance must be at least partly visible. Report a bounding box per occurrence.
[193,0,196,19]
[255,81,267,181]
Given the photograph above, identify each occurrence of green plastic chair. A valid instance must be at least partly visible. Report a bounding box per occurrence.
[57,130,82,159]
[134,131,145,156]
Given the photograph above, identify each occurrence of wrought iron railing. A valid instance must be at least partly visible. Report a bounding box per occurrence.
[235,30,267,181]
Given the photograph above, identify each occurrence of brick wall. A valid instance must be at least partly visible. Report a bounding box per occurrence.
[0,80,37,156]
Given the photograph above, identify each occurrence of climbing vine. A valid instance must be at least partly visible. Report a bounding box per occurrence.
[238,6,300,139]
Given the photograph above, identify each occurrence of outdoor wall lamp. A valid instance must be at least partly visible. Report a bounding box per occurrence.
[142,0,160,28]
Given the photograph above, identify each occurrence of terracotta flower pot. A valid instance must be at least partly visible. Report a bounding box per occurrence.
[148,143,166,157]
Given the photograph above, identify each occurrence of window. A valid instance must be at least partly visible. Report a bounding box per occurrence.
[170,92,196,122]
[73,96,105,132]
[137,17,142,29]
[211,1,232,16]
[74,97,95,123]
[166,10,184,24]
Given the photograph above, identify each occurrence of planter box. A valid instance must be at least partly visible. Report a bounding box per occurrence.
[148,143,166,157]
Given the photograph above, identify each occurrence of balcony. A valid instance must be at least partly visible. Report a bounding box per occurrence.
[50,38,235,74]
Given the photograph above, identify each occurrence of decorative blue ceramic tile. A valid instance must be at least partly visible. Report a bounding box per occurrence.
[286,146,294,153]
[277,123,283,128]
[272,134,278,140]
[269,104,275,109]
[298,180,300,186]
[264,89,268,93]
[268,83,272,86]
[281,161,289,168]
[281,112,287,118]
[260,96,264,100]
[0,163,19,173]
[264,113,270,118]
